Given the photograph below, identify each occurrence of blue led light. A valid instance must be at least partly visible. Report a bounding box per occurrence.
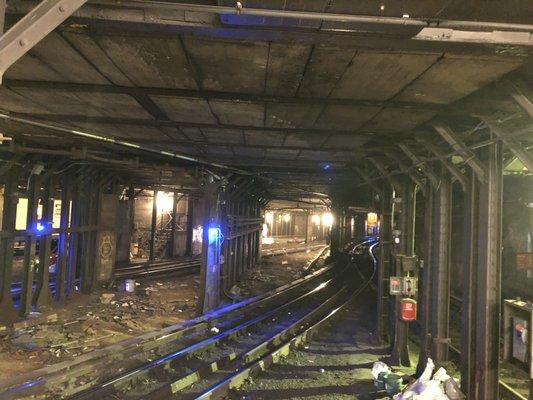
[208,226,221,244]
[323,163,331,171]
[36,222,45,233]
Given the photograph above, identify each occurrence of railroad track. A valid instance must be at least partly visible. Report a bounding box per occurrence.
[0,242,340,399]
[114,257,201,279]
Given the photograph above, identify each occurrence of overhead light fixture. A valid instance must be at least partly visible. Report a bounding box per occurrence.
[283,214,291,222]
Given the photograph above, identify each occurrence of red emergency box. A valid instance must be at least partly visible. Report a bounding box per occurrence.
[400,298,417,322]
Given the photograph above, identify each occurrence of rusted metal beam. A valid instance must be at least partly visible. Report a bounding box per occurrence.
[432,124,486,182]
[474,141,503,400]
[384,151,425,188]
[417,138,469,189]
[397,143,440,187]
[3,79,441,112]
[483,119,533,173]
[430,169,452,364]
[501,79,533,118]
[369,158,400,190]
[0,0,88,82]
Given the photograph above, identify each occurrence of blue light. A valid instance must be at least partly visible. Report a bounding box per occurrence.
[208,226,221,245]
[36,222,45,233]
[323,163,331,171]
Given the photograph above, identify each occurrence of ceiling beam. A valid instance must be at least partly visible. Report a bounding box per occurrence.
[397,143,440,187]
[501,79,533,118]
[416,137,469,189]
[432,123,486,182]
[3,79,441,112]
[9,112,374,136]
[7,2,532,57]
[482,119,533,173]
[0,0,88,82]
[384,151,425,188]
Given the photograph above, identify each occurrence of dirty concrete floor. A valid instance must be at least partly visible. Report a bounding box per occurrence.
[0,247,325,381]
[230,289,415,400]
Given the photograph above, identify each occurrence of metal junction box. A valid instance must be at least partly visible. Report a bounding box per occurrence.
[503,299,532,375]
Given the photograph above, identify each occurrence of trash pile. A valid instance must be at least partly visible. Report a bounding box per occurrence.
[372,358,465,399]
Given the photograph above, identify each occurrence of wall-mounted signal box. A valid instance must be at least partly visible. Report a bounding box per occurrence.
[503,299,532,377]
[517,253,533,270]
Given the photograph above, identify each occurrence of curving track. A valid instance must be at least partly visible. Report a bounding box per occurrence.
[0,240,375,400]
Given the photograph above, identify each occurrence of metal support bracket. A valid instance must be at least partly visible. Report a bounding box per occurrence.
[384,151,425,189]
[0,0,88,82]
[369,158,401,190]
[501,79,533,118]
[432,124,486,183]
[397,143,440,188]
[417,138,469,190]
[482,118,533,173]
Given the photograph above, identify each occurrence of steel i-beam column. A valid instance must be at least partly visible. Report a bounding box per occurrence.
[474,142,503,400]
[460,170,478,397]
[185,195,194,256]
[20,175,40,316]
[430,170,452,364]
[392,179,415,366]
[377,187,393,343]
[149,190,158,261]
[0,174,18,323]
[33,177,54,307]
[198,183,221,313]
[416,183,434,376]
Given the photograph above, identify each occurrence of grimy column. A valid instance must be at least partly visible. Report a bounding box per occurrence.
[461,170,478,398]
[376,186,393,343]
[392,179,416,366]
[198,182,222,314]
[430,169,452,364]
[416,183,434,376]
[474,142,503,400]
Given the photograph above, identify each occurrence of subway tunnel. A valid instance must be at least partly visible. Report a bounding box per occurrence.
[0,1,532,399]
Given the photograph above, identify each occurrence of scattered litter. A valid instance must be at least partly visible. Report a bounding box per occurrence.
[388,358,465,400]
[281,260,289,265]
[318,368,325,373]
[100,293,115,304]
[124,279,136,293]
[210,327,220,334]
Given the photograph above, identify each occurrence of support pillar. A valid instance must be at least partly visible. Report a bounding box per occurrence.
[460,171,477,397]
[392,179,415,366]
[34,177,54,308]
[430,171,452,364]
[474,142,503,400]
[55,178,70,302]
[330,204,341,257]
[377,186,393,343]
[0,174,18,323]
[149,190,158,261]
[198,183,221,314]
[417,184,434,376]
[185,195,194,256]
[20,175,40,316]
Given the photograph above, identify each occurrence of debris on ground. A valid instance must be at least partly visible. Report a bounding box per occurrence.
[384,358,466,400]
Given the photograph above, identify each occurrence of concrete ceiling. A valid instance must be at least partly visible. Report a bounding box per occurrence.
[0,0,532,199]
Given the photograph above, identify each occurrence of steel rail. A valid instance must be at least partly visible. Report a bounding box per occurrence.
[69,275,344,399]
[0,246,333,399]
[193,239,377,400]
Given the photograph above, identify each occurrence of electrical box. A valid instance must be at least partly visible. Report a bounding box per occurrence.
[402,277,418,296]
[512,317,528,364]
[395,254,418,272]
[390,276,403,295]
